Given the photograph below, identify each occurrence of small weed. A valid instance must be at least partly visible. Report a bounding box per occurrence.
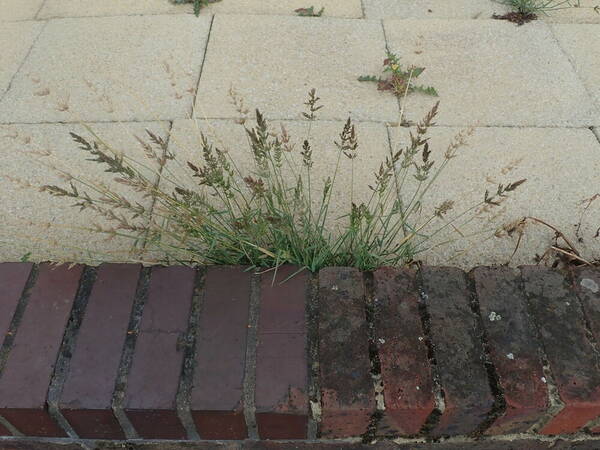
[493,0,575,23]
[170,0,221,16]
[20,252,31,262]
[359,50,438,98]
[295,6,325,16]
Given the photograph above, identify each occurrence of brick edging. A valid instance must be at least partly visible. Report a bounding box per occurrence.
[1,262,600,444]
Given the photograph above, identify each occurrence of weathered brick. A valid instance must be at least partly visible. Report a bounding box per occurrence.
[124,266,195,439]
[521,266,600,434]
[471,266,548,434]
[191,266,252,439]
[318,267,375,438]
[420,266,494,437]
[372,267,434,436]
[572,267,600,349]
[59,264,141,439]
[255,266,308,439]
[0,263,83,437]
[0,263,33,345]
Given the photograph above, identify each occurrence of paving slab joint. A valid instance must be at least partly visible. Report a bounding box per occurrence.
[175,267,205,440]
[415,266,446,437]
[111,267,152,439]
[190,14,216,119]
[360,271,385,443]
[591,127,600,148]
[47,266,99,439]
[465,270,507,435]
[306,271,322,439]
[242,272,260,440]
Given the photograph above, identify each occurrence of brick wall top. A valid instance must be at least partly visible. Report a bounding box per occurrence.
[1,262,600,446]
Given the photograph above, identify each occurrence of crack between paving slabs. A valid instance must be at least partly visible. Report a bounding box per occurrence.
[465,270,507,435]
[47,265,98,439]
[0,264,39,437]
[175,267,205,440]
[516,269,565,433]
[306,272,322,439]
[415,264,446,438]
[242,272,260,440]
[361,271,385,443]
[110,266,152,439]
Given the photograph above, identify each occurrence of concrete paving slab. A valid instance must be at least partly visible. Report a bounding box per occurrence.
[203,0,363,18]
[0,121,170,263]
[551,24,600,109]
[38,0,362,19]
[364,0,507,20]
[195,15,399,122]
[0,0,45,21]
[37,0,187,18]
[364,0,599,22]
[0,21,44,98]
[383,19,599,127]
[0,15,211,123]
[543,4,600,24]
[143,117,391,262]
[387,125,600,267]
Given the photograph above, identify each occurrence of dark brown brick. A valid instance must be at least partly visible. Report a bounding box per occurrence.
[318,267,375,438]
[573,267,600,350]
[255,266,308,439]
[59,264,141,439]
[521,266,600,434]
[372,267,434,436]
[0,263,33,344]
[191,266,252,439]
[471,266,548,434]
[124,266,195,440]
[420,266,494,437]
[0,263,83,437]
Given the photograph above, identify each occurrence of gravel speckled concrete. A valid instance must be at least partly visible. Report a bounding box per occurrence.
[384,19,599,127]
[0,21,44,98]
[0,0,44,21]
[195,15,399,122]
[387,125,600,267]
[551,24,600,110]
[0,15,211,123]
[0,121,169,263]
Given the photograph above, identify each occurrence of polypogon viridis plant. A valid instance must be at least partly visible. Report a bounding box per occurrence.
[359,50,438,97]
[39,89,526,272]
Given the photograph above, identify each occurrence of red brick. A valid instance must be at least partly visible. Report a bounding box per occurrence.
[318,267,375,438]
[124,266,195,439]
[420,266,494,437]
[471,267,549,434]
[0,421,10,435]
[521,266,600,434]
[0,263,33,343]
[0,263,83,437]
[255,266,309,440]
[59,264,141,439]
[191,266,252,439]
[372,267,434,436]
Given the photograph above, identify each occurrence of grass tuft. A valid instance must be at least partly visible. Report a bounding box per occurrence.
[40,90,524,272]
